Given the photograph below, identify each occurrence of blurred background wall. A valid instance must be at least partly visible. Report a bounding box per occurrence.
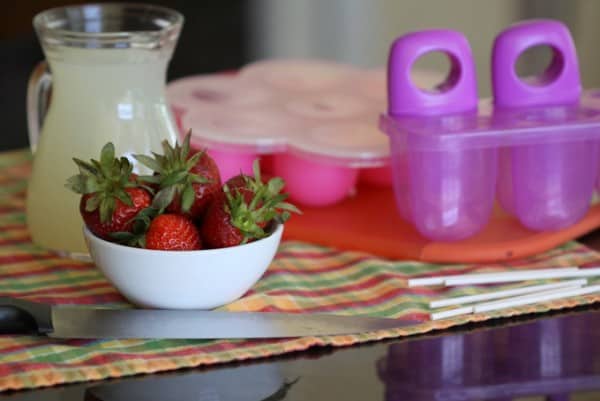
[3,0,600,150]
[248,0,600,96]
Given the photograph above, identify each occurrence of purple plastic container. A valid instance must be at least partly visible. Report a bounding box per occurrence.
[494,20,598,231]
[381,20,600,241]
[385,30,497,241]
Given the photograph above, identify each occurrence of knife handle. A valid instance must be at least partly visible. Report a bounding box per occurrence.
[0,297,53,335]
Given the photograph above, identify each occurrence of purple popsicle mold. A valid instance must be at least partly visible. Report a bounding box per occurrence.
[493,19,598,231]
[381,20,600,241]
[386,29,497,241]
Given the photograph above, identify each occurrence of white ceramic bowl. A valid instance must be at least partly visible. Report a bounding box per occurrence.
[83,224,283,309]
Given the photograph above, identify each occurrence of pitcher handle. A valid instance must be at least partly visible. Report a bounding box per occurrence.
[26,61,52,153]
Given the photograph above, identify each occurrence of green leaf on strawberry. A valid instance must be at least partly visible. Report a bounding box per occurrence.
[133,131,222,219]
[66,143,139,223]
[202,159,301,248]
[66,142,154,241]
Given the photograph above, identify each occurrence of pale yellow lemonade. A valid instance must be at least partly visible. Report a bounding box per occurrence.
[26,46,178,254]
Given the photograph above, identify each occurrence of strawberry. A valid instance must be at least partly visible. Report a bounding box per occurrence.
[80,188,152,240]
[200,193,245,248]
[145,214,202,251]
[223,175,255,203]
[135,132,221,220]
[201,160,300,248]
[66,143,152,240]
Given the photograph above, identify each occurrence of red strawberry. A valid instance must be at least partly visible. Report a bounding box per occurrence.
[201,160,300,248]
[145,214,202,251]
[135,132,221,220]
[80,188,152,240]
[201,193,245,248]
[224,175,254,203]
[223,174,267,229]
[66,143,152,240]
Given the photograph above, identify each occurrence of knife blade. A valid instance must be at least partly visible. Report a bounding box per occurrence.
[0,297,421,339]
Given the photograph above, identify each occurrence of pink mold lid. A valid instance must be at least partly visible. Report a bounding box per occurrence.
[166,59,442,167]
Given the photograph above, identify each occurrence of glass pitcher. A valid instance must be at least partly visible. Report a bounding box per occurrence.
[26,3,183,256]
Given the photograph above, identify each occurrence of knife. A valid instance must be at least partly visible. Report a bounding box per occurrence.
[0,297,420,339]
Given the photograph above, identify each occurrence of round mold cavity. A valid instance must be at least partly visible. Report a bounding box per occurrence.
[273,152,358,207]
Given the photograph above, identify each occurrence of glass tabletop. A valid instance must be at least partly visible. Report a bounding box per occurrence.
[3,307,600,401]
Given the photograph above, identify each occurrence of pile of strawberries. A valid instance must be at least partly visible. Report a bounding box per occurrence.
[66,133,299,251]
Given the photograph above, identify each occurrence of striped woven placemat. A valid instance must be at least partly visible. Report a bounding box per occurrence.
[1,149,600,392]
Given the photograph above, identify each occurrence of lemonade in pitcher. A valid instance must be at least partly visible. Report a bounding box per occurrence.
[26,4,183,255]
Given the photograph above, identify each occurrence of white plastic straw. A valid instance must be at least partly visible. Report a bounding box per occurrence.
[444,267,600,286]
[407,276,447,287]
[430,305,475,320]
[429,279,588,308]
[408,267,578,288]
[474,284,600,313]
[430,283,600,320]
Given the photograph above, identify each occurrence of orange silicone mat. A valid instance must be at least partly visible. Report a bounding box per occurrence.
[283,183,600,263]
[170,69,600,264]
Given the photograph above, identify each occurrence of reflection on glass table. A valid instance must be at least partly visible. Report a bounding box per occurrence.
[4,311,600,401]
[378,313,600,401]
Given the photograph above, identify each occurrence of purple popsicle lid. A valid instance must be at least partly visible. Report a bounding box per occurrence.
[492,19,581,108]
[387,29,478,117]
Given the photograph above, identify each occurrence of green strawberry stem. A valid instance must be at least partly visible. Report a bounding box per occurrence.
[65,143,137,223]
[224,159,301,243]
[134,131,209,214]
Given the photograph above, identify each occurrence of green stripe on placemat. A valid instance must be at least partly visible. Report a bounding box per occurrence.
[1,149,600,392]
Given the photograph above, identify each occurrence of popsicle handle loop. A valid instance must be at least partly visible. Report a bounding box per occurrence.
[492,19,581,108]
[387,29,478,117]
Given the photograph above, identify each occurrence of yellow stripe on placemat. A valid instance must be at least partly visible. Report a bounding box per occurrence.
[1,149,600,392]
